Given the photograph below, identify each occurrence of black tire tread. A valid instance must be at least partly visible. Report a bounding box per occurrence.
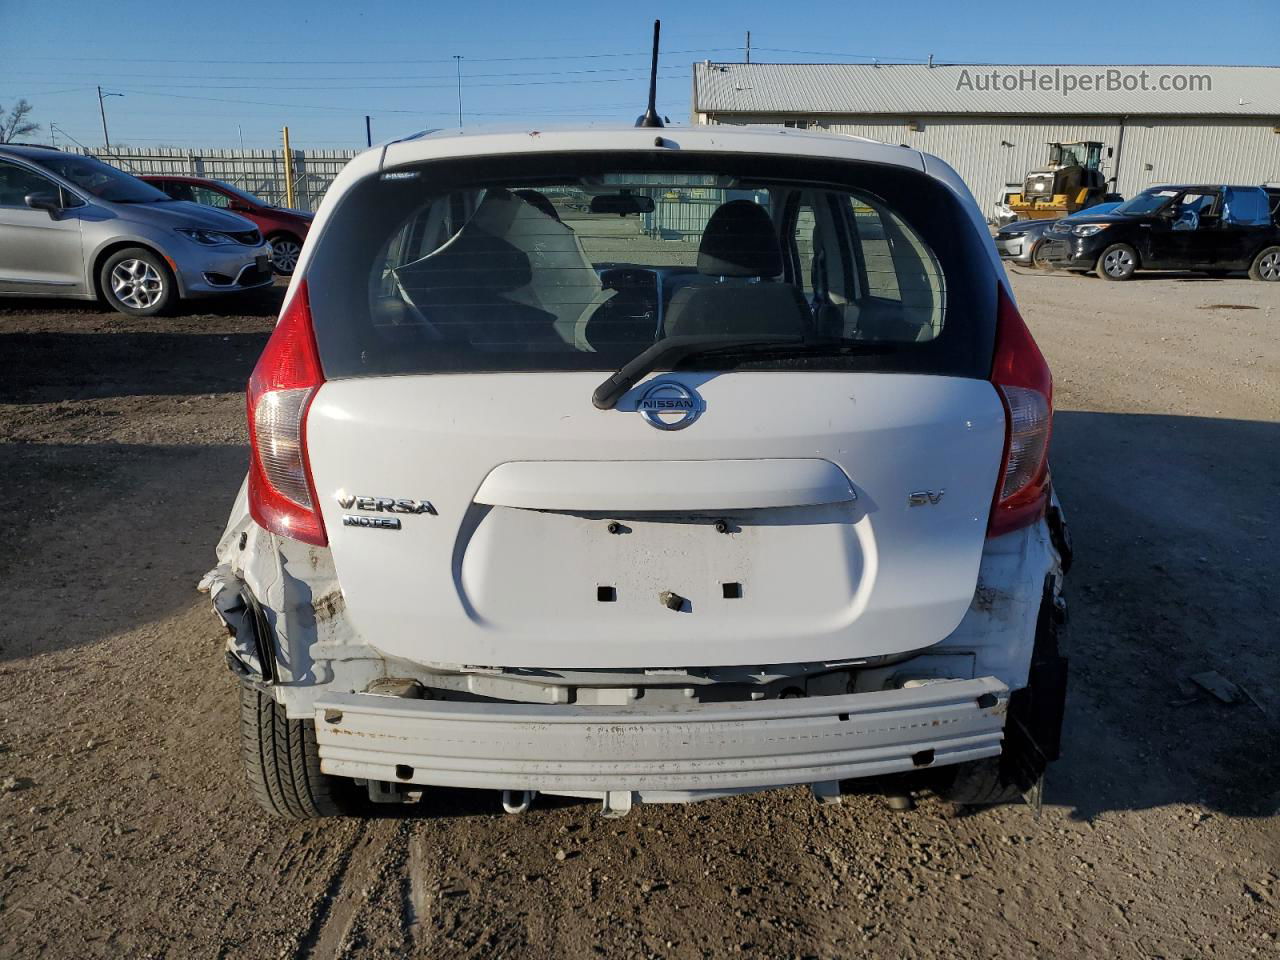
[238,682,358,819]
[940,757,1023,807]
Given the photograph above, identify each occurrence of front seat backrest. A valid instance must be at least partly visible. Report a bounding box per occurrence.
[664,199,810,338]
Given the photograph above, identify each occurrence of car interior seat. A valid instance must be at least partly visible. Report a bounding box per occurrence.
[663,199,811,338]
[394,188,605,348]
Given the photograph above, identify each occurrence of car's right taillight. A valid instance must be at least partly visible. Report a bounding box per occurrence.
[987,284,1053,538]
[246,280,327,546]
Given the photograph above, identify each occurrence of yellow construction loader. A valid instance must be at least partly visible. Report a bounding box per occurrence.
[1009,142,1109,220]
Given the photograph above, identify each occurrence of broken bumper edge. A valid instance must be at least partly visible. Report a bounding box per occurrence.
[314,677,1008,799]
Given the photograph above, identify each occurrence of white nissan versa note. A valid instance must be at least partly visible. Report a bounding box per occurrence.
[202,124,1070,819]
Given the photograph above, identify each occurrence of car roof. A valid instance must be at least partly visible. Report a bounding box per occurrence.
[139,174,211,182]
[0,143,65,160]
[379,124,928,175]
[1144,184,1269,193]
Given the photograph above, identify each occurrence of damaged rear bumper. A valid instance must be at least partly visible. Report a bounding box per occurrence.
[314,677,1008,801]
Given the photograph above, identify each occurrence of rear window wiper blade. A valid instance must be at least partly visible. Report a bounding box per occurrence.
[592,334,801,410]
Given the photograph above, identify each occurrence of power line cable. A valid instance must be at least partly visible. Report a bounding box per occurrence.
[109,74,686,112]
[3,47,738,66]
[3,62,699,84]
[102,72,685,92]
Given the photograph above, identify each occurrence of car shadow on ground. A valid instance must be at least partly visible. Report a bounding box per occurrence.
[1046,410,1279,821]
[0,329,271,402]
[0,282,284,321]
[1007,266,1252,283]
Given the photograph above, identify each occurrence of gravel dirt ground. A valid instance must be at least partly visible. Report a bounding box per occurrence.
[1,269,1278,959]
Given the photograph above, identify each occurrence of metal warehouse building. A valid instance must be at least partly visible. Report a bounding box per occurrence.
[692,63,1280,214]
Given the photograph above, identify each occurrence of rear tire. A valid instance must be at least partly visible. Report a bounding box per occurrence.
[939,757,1023,806]
[1096,243,1138,280]
[99,246,176,316]
[239,682,363,819]
[1248,246,1280,282]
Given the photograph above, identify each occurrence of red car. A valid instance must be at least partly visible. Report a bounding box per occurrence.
[141,175,313,275]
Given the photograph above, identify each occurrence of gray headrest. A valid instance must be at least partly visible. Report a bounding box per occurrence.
[697,199,783,278]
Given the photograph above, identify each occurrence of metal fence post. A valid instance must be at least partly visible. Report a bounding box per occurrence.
[282,126,296,209]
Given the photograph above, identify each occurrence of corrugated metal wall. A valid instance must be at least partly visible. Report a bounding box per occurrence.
[69,146,358,212]
[706,114,1280,217]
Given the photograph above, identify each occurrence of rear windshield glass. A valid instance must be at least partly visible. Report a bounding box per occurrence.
[307,152,996,379]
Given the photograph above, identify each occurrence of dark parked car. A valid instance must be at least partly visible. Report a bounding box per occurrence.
[1038,185,1280,281]
[995,202,1122,267]
[141,175,313,275]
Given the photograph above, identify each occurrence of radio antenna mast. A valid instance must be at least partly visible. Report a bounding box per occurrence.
[635,20,664,128]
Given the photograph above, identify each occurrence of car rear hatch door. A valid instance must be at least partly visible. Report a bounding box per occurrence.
[306,371,1004,668]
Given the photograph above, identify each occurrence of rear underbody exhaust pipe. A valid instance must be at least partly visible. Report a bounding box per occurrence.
[501,790,536,814]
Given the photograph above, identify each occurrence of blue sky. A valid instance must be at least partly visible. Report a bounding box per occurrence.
[2,0,1277,150]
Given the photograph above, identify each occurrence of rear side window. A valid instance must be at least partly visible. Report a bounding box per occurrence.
[306,152,995,379]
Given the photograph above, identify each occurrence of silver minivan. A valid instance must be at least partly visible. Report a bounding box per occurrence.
[0,145,273,316]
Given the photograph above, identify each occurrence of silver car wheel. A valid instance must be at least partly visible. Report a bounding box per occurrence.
[1103,248,1134,278]
[110,258,164,309]
[1260,251,1280,281]
[271,239,301,274]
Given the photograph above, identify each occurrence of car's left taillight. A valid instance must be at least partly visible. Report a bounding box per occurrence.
[246,279,327,546]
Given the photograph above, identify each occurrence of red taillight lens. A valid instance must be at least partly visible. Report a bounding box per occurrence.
[246,280,327,546]
[988,284,1052,538]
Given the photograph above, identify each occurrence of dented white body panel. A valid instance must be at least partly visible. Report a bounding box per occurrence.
[205,485,1060,800]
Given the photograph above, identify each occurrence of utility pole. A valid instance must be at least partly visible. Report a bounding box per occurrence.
[96,85,123,148]
[365,115,372,147]
[745,31,751,64]
[454,56,464,128]
[282,125,296,209]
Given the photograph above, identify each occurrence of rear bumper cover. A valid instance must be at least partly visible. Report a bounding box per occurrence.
[314,677,1008,797]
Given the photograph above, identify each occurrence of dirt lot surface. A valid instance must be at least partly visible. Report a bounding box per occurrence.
[1,270,1278,959]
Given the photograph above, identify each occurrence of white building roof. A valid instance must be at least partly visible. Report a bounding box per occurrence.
[693,62,1280,118]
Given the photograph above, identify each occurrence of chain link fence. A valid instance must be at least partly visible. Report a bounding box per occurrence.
[70,146,358,212]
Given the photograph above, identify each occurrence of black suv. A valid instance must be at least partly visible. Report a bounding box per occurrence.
[1038,184,1280,281]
